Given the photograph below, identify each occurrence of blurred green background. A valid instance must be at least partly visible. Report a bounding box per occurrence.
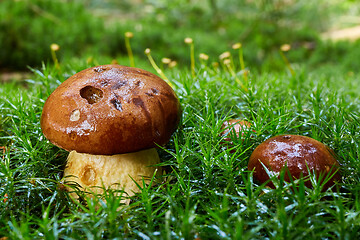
[1,0,360,72]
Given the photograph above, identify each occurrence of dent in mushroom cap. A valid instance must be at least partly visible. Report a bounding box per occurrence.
[248,135,341,189]
[41,64,181,155]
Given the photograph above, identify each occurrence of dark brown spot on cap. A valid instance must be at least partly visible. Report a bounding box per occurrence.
[93,66,107,73]
[110,98,123,111]
[80,86,103,104]
[132,97,144,108]
[132,97,151,123]
[135,80,142,87]
[111,80,128,90]
[152,88,159,94]
[100,79,109,86]
[145,88,159,97]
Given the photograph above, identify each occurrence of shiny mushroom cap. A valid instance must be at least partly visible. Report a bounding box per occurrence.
[248,134,341,189]
[41,64,181,155]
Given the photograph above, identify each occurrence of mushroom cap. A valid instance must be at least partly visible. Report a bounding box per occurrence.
[220,119,252,142]
[41,65,181,155]
[248,134,341,189]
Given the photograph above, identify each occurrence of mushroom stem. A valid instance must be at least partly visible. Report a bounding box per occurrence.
[63,148,161,201]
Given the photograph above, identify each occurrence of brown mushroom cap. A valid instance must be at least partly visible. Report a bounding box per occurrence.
[41,64,181,155]
[220,119,252,142]
[248,134,341,189]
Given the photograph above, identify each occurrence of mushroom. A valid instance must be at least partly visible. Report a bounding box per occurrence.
[248,135,341,190]
[41,64,181,200]
[220,119,254,153]
[220,119,252,142]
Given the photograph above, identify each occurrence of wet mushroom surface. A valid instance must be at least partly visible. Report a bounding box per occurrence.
[248,134,341,190]
[41,64,180,155]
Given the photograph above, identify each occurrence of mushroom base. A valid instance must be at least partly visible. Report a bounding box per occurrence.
[63,148,161,202]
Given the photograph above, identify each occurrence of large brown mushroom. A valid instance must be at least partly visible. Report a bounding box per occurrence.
[248,134,341,190]
[41,64,181,199]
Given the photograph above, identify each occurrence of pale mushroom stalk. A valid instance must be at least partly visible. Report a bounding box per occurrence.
[64,148,161,199]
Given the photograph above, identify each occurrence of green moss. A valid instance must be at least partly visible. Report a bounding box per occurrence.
[1,59,360,238]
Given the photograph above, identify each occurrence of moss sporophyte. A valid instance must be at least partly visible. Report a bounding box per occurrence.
[144,48,174,88]
[184,37,196,78]
[125,32,135,68]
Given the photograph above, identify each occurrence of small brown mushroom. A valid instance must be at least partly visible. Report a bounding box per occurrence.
[220,119,252,142]
[248,134,341,190]
[41,64,181,200]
